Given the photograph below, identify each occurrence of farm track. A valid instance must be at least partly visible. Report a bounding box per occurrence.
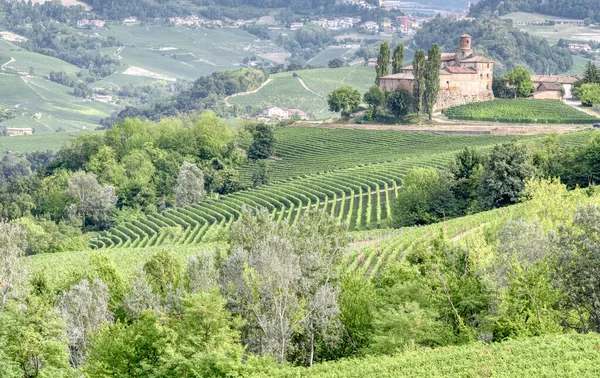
[224,78,272,106]
[1,57,14,71]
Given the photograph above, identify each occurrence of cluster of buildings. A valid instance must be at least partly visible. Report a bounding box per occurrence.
[339,0,378,10]
[312,17,361,30]
[262,106,309,121]
[167,16,205,27]
[4,128,34,136]
[75,19,106,28]
[569,43,593,54]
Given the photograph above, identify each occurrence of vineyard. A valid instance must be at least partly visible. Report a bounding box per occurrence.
[90,130,591,250]
[443,99,600,124]
[246,334,600,377]
[240,127,521,183]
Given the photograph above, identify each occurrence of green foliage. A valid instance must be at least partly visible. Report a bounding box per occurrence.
[392,44,404,75]
[143,251,183,296]
[248,124,275,160]
[576,83,600,106]
[392,168,458,227]
[424,44,441,121]
[505,66,535,98]
[327,86,361,117]
[471,0,600,23]
[363,85,385,115]
[386,88,412,118]
[443,99,600,123]
[412,50,426,116]
[375,42,391,85]
[252,160,271,188]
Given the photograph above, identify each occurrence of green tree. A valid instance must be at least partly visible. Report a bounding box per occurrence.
[386,88,412,119]
[174,161,206,207]
[375,42,391,85]
[327,86,361,117]
[363,85,385,116]
[328,58,345,68]
[424,44,441,121]
[480,142,535,209]
[412,50,426,116]
[248,123,275,160]
[392,44,405,74]
[143,250,183,296]
[251,160,271,188]
[583,61,600,84]
[391,167,457,227]
[505,66,534,98]
[576,83,600,106]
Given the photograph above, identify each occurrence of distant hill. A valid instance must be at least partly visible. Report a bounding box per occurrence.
[470,0,600,23]
[413,18,573,74]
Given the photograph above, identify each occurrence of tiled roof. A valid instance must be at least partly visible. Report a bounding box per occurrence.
[443,66,478,74]
[460,55,492,63]
[380,73,414,80]
[531,75,580,84]
[537,83,563,91]
[441,53,456,61]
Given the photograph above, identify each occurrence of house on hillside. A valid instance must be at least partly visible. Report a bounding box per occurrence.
[263,106,309,121]
[379,34,494,110]
[93,94,114,103]
[6,128,34,136]
[531,75,580,100]
[366,57,378,67]
[76,19,89,28]
[290,22,304,31]
[91,20,106,28]
[123,17,138,26]
[569,43,592,54]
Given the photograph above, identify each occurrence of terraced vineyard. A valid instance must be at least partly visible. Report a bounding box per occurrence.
[443,99,600,124]
[240,127,522,183]
[92,130,592,250]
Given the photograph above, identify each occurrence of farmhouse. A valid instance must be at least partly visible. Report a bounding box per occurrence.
[533,83,563,100]
[93,94,114,103]
[379,35,494,110]
[6,128,34,136]
[263,106,309,121]
[569,43,592,54]
[531,75,580,100]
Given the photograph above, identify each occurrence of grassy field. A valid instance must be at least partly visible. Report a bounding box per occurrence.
[307,47,357,66]
[248,334,600,377]
[443,99,600,124]
[0,130,98,154]
[229,66,376,119]
[501,12,600,44]
[93,26,288,82]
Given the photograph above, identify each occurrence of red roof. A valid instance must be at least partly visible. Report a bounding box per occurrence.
[460,55,492,63]
[537,83,563,91]
[531,75,580,84]
[443,66,478,74]
[441,53,456,61]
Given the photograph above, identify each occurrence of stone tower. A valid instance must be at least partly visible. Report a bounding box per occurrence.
[456,34,473,60]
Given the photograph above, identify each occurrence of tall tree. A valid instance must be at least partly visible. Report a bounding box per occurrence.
[504,66,535,98]
[56,279,113,367]
[583,61,600,84]
[363,85,385,116]
[375,42,391,85]
[248,123,275,160]
[392,43,405,74]
[0,222,28,308]
[412,49,426,116]
[174,161,205,207]
[327,86,361,117]
[66,171,117,229]
[424,44,441,121]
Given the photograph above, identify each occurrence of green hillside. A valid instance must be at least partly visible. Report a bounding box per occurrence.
[248,334,600,377]
[229,66,375,118]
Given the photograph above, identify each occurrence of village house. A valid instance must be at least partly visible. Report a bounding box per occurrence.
[569,43,592,54]
[76,19,89,28]
[93,94,114,103]
[379,34,494,110]
[90,20,106,28]
[531,75,580,100]
[123,17,138,26]
[6,128,34,136]
[533,83,563,100]
[263,106,309,121]
[290,22,305,31]
[366,57,378,67]
[361,21,378,31]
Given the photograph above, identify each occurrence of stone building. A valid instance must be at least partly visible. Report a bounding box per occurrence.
[531,75,579,100]
[379,35,494,110]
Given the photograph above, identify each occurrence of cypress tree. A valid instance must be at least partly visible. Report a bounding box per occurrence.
[375,42,391,85]
[392,44,405,74]
[424,44,441,121]
[412,49,426,116]
[584,61,600,84]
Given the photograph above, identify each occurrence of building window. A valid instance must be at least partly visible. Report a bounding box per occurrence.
[487,74,489,78]
[487,63,490,68]
[480,74,483,79]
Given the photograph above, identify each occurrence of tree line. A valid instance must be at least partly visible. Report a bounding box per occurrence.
[470,0,600,24]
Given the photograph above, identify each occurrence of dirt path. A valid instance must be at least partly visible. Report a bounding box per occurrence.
[296,77,324,98]
[291,120,588,136]
[224,78,272,106]
[1,57,14,71]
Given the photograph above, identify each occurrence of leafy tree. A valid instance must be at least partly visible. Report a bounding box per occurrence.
[327,86,361,117]
[174,162,206,207]
[386,88,412,118]
[252,160,271,188]
[0,221,28,308]
[248,123,275,160]
[480,142,535,209]
[392,43,404,74]
[391,167,458,227]
[328,58,345,68]
[143,250,183,296]
[123,267,161,320]
[493,76,515,99]
[451,147,485,213]
[363,85,385,116]
[185,251,218,294]
[583,61,600,84]
[424,44,441,121]
[66,171,117,229]
[576,83,600,106]
[412,50,426,116]
[375,42,390,85]
[505,66,535,98]
[56,279,113,367]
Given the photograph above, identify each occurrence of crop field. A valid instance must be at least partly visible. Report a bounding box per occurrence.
[307,47,357,66]
[229,66,376,118]
[443,99,600,124]
[92,130,592,250]
[248,334,600,377]
[94,26,288,82]
[501,13,600,44]
[0,131,97,154]
[240,127,521,183]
